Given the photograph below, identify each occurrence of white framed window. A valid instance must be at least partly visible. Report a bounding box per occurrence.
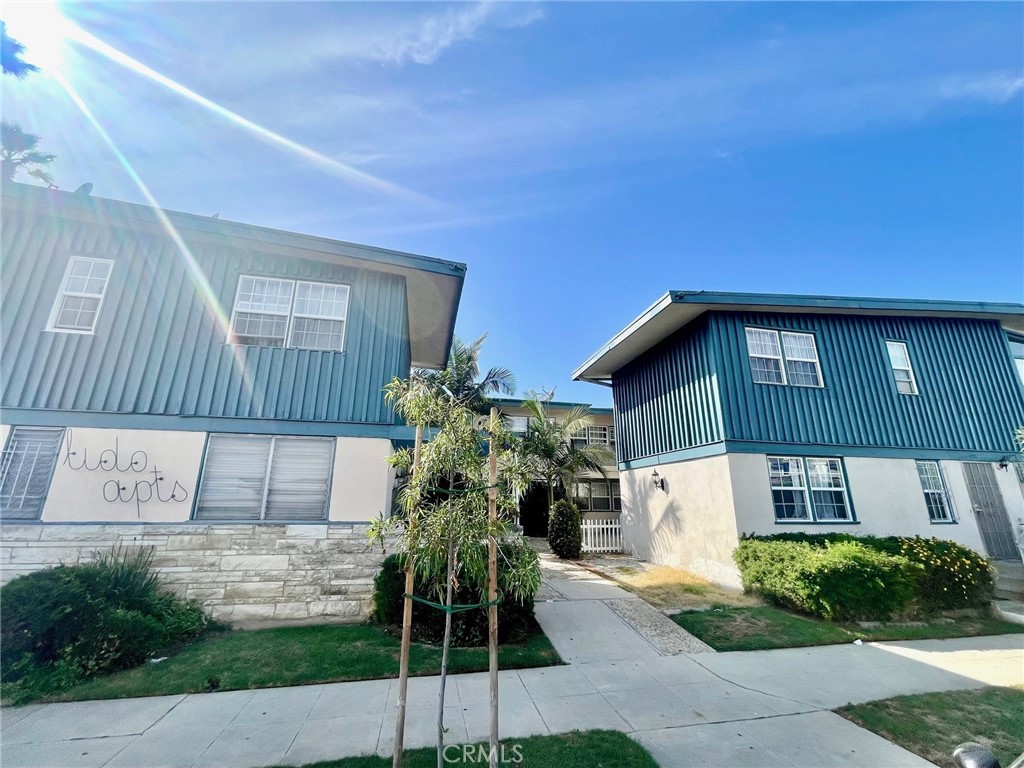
[47,257,114,333]
[885,341,918,395]
[1,427,64,520]
[588,426,610,445]
[767,455,851,522]
[745,328,823,387]
[1007,338,1024,387]
[608,425,616,447]
[781,332,823,387]
[194,434,334,521]
[229,275,349,352]
[746,328,785,384]
[571,428,588,450]
[611,480,621,512]
[767,456,810,520]
[506,416,529,436]
[916,460,954,522]
[806,458,851,520]
[590,480,611,511]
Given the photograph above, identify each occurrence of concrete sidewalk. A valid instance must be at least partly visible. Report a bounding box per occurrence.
[2,554,1022,768]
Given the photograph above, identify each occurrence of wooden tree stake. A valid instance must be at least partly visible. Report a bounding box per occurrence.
[392,424,423,768]
[487,406,500,768]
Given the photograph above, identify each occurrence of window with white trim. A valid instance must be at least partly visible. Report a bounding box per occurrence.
[745,328,822,387]
[229,276,349,351]
[590,480,611,511]
[885,341,918,395]
[48,257,114,333]
[746,328,785,384]
[573,479,620,513]
[916,460,954,522]
[1008,339,1024,387]
[0,427,64,520]
[767,456,851,522]
[588,426,610,445]
[767,456,810,520]
[194,434,334,521]
[806,458,850,520]
[507,416,528,436]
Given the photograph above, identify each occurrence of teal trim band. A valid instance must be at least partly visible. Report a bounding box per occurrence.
[618,442,726,470]
[0,408,404,439]
[618,440,1011,470]
[723,440,1011,463]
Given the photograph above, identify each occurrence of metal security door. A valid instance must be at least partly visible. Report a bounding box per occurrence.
[963,462,1017,560]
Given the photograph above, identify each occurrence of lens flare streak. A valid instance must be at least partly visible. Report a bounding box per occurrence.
[61,22,432,206]
[50,68,256,402]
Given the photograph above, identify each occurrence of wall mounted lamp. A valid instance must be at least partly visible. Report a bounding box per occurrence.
[652,469,665,491]
[998,457,1010,471]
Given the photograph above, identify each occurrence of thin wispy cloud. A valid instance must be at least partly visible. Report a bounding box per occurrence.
[939,72,1024,104]
[213,1,544,84]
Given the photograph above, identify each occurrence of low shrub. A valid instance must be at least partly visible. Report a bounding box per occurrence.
[734,539,919,621]
[897,537,994,611]
[548,499,582,559]
[373,538,540,647]
[745,533,994,612]
[1,547,210,701]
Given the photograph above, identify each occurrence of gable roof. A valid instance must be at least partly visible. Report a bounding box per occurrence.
[573,290,1024,383]
[3,182,466,369]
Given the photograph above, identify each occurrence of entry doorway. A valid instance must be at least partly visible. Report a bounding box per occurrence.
[963,462,1018,560]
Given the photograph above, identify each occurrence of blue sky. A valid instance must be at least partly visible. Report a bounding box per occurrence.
[4,1,1022,406]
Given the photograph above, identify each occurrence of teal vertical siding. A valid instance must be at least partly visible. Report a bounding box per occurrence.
[2,203,410,427]
[711,311,1024,454]
[612,310,1024,463]
[613,317,723,462]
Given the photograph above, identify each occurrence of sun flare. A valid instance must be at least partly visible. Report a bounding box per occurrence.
[3,0,71,71]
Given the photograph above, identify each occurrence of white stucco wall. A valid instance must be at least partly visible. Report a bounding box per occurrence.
[42,427,207,523]
[2,425,393,524]
[620,454,742,588]
[729,453,995,555]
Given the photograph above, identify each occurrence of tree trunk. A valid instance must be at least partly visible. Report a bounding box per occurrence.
[392,425,423,768]
[436,537,455,768]
[487,406,500,768]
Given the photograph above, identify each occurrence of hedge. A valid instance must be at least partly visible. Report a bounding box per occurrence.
[373,538,539,647]
[548,499,582,560]
[748,533,994,611]
[1,547,210,702]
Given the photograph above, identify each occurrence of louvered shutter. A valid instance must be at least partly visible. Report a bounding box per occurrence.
[194,435,270,520]
[0,427,63,520]
[264,437,333,521]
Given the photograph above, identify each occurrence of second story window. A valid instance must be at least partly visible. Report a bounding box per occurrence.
[48,257,114,333]
[745,328,822,387]
[885,341,918,395]
[230,275,350,352]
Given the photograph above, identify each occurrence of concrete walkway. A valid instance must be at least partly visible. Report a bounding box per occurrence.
[3,554,1022,768]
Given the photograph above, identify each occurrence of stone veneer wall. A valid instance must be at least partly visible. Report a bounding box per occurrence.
[0,523,384,625]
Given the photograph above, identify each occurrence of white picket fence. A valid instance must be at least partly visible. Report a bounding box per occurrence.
[581,517,623,553]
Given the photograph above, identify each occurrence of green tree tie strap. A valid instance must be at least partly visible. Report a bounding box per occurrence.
[404,593,501,614]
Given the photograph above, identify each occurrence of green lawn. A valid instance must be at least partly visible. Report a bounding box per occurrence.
[287,730,659,768]
[673,606,1024,652]
[19,622,560,704]
[837,687,1024,768]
